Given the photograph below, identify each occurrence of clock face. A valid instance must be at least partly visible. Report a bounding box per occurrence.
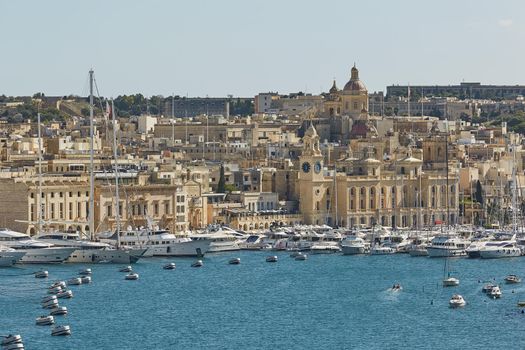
[302,162,311,173]
[314,161,322,174]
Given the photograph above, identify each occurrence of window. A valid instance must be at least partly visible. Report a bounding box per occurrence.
[59,203,63,219]
[165,202,170,214]
[154,203,159,215]
[353,102,358,110]
[69,203,73,220]
[107,205,112,217]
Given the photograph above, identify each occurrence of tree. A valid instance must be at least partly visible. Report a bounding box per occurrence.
[475,180,483,205]
[217,164,225,193]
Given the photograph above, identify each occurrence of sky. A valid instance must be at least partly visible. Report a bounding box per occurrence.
[1,0,524,98]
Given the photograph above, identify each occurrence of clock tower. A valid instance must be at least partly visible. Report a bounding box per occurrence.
[298,124,329,224]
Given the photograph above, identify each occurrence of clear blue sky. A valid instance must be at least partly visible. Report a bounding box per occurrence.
[1,0,524,98]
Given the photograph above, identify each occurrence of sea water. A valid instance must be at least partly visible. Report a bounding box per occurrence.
[1,252,524,349]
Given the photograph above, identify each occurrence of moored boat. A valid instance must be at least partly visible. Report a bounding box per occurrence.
[35,315,54,326]
[449,294,466,308]
[51,325,71,336]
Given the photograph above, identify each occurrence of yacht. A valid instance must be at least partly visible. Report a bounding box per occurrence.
[309,243,341,254]
[190,232,240,253]
[100,228,211,257]
[0,228,75,264]
[370,245,396,255]
[341,236,370,255]
[35,231,145,264]
[238,234,268,250]
[36,315,55,326]
[427,235,469,258]
[443,276,460,287]
[479,240,522,259]
[449,294,466,308]
[0,245,26,267]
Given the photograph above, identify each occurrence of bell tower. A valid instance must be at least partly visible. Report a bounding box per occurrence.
[299,124,324,181]
[298,124,329,224]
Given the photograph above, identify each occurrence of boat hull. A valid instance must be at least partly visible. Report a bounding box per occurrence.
[17,247,76,264]
[0,251,26,266]
[341,245,366,255]
[427,248,466,258]
[479,249,521,259]
[66,248,145,264]
[145,240,210,257]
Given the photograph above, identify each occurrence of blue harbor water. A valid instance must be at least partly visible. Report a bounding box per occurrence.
[1,252,525,349]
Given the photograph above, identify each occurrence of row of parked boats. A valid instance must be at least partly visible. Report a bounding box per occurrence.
[1,224,525,267]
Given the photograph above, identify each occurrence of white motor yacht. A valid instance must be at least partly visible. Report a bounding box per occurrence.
[427,235,469,258]
[341,236,370,255]
[449,294,466,308]
[479,240,521,259]
[370,245,396,255]
[238,234,268,250]
[190,232,240,253]
[309,243,341,254]
[100,228,211,257]
[0,245,26,267]
[125,272,139,280]
[0,228,75,264]
[35,231,145,264]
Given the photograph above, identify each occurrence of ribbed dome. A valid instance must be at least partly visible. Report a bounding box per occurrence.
[343,65,367,92]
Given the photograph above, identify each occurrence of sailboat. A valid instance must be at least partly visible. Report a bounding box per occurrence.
[441,115,459,287]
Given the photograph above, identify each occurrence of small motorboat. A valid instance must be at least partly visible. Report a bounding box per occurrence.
[228,258,241,265]
[47,286,63,295]
[505,275,521,284]
[2,343,24,350]
[289,250,302,258]
[482,283,496,293]
[2,335,23,346]
[41,298,59,309]
[443,277,460,287]
[163,263,176,270]
[67,277,82,286]
[35,315,55,326]
[119,266,132,273]
[80,276,91,284]
[78,268,92,276]
[49,281,66,290]
[34,270,49,279]
[191,260,203,268]
[49,306,68,316]
[51,325,71,336]
[41,295,57,304]
[517,301,525,307]
[125,272,139,280]
[489,285,502,299]
[266,255,278,263]
[390,284,403,292]
[56,290,73,299]
[295,253,307,261]
[449,294,466,308]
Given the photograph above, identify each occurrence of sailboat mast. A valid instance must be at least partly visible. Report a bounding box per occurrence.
[37,112,43,234]
[512,143,517,234]
[333,165,338,227]
[445,103,450,227]
[89,69,95,241]
[111,99,121,248]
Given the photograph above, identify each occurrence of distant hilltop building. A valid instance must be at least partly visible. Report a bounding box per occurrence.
[387,82,525,100]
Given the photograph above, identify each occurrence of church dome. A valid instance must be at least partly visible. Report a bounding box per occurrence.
[343,65,367,92]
